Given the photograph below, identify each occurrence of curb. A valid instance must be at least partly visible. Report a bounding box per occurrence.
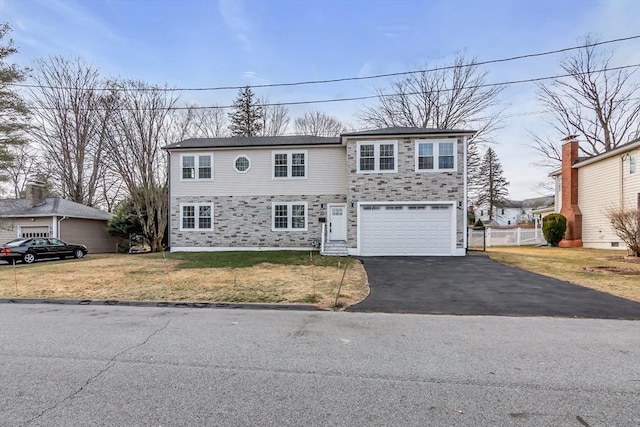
[0,298,329,311]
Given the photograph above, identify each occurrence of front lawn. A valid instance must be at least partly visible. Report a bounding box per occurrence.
[0,251,368,309]
[486,246,640,302]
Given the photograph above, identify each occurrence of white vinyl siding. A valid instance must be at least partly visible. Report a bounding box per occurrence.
[272,150,308,179]
[170,146,346,196]
[271,202,307,231]
[578,153,639,248]
[356,141,398,173]
[180,203,214,231]
[181,153,213,180]
[415,139,457,172]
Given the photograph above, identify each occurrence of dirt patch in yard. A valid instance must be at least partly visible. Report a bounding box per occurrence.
[584,266,640,275]
[0,254,369,310]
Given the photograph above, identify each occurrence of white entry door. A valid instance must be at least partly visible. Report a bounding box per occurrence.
[328,204,347,241]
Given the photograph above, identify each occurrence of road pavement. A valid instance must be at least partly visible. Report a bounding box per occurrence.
[1,304,638,426]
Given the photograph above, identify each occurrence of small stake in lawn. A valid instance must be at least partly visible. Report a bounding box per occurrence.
[12,259,18,295]
[334,262,349,309]
[161,248,175,299]
[310,251,316,302]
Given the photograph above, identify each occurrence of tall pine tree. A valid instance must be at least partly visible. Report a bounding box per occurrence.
[476,148,509,220]
[228,86,264,137]
[0,23,30,181]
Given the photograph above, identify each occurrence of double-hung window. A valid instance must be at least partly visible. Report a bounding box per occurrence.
[180,203,213,231]
[630,154,637,174]
[272,151,307,179]
[415,140,457,172]
[182,154,213,180]
[356,141,397,173]
[272,202,307,231]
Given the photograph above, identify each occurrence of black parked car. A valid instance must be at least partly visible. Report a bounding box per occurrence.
[0,237,88,264]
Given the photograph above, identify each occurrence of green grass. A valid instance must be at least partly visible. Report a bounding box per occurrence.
[153,250,355,269]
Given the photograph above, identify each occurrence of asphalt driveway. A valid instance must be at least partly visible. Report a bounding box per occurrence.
[348,253,640,319]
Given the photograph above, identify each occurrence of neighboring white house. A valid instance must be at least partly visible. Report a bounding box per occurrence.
[163,127,475,256]
[551,136,640,250]
[474,196,554,227]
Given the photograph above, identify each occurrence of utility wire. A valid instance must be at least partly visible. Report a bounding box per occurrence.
[24,63,640,111]
[10,35,640,92]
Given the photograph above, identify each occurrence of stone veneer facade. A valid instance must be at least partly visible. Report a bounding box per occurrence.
[345,136,466,250]
[171,194,346,248]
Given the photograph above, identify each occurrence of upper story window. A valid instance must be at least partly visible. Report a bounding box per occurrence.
[630,154,637,174]
[357,141,397,173]
[234,155,251,173]
[272,151,307,179]
[415,140,456,172]
[180,203,213,231]
[182,154,213,180]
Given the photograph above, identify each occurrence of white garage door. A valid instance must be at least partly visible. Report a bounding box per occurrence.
[359,204,454,256]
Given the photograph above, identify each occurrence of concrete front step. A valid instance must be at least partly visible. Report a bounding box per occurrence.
[321,241,349,257]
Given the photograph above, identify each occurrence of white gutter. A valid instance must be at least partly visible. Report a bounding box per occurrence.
[572,139,640,169]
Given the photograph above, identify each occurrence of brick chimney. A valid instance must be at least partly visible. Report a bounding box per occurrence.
[25,180,47,208]
[558,136,583,247]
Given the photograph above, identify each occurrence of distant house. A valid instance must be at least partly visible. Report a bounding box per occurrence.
[474,196,554,227]
[0,181,117,253]
[163,127,476,256]
[551,135,640,250]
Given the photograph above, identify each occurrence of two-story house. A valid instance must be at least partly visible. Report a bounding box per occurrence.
[163,127,475,256]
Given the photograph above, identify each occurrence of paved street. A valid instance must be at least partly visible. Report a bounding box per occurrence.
[1,304,639,426]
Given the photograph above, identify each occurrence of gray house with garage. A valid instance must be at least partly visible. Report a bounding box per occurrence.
[163,127,475,256]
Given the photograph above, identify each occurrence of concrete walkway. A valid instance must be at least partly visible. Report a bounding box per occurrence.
[348,253,640,319]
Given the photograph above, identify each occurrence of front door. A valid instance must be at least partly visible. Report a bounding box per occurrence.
[328,204,347,241]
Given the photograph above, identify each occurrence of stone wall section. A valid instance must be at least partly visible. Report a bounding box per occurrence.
[345,137,465,249]
[171,194,346,248]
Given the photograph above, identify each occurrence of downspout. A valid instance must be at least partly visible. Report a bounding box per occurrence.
[462,136,468,253]
[56,216,68,239]
[621,154,628,209]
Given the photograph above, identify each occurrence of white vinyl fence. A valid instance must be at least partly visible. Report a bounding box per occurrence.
[468,227,547,249]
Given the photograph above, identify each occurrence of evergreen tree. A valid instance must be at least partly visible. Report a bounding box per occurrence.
[0,22,30,181]
[228,86,264,136]
[476,148,509,220]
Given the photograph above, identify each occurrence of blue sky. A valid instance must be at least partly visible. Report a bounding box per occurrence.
[1,0,639,199]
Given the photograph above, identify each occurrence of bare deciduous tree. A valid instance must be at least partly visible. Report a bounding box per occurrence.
[294,109,346,136]
[358,54,503,194]
[105,79,178,252]
[5,142,43,198]
[607,207,640,257]
[28,56,114,207]
[533,36,640,165]
[257,97,289,136]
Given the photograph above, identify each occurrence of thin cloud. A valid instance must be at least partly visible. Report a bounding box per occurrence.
[218,0,252,53]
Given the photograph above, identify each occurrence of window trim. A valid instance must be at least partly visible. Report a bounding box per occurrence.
[234,155,252,174]
[356,140,398,173]
[630,153,637,174]
[271,201,308,231]
[271,150,308,179]
[179,203,214,231]
[415,139,457,172]
[180,153,214,181]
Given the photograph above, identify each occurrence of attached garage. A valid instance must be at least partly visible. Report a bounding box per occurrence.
[359,203,455,256]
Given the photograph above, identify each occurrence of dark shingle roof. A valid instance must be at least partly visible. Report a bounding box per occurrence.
[340,127,476,137]
[0,198,112,220]
[163,135,340,150]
